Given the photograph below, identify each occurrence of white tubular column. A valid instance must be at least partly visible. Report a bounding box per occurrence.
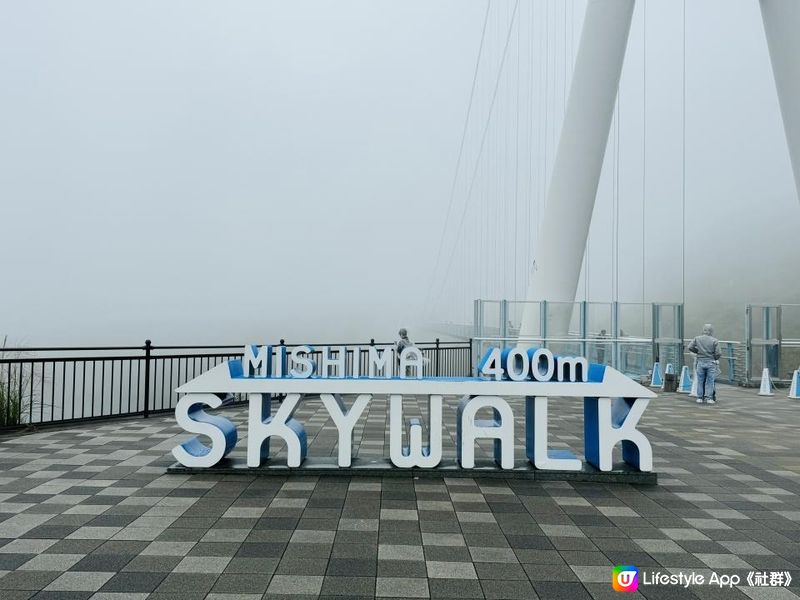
[760,0,800,200]
[519,0,635,339]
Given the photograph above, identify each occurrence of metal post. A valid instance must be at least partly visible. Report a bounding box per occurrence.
[611,301,619,369]
[435,338,440,377]
[651,304,659,364]
[539,301,548,348]
[763,307,770,380]
[677,303,685,371]
[580,301,588,360]
[143,339,152,418]
[776,305,783,380]
[468,338,474,377]
[473,299,483,339]
[726,342,735,384]
[500,300,508,343]
[745,305,752,385]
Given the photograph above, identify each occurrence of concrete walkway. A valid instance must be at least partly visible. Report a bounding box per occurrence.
[0,386,798,599]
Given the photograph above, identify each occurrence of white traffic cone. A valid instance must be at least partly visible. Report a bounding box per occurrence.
[758,368,774,396]
[788,369,800,399]
[650,362,663,388]
[678,366,692,394]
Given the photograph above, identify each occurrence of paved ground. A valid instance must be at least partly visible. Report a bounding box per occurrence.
[0,385,798,599]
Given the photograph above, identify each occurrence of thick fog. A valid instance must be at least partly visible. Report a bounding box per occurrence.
[1,0,797,347]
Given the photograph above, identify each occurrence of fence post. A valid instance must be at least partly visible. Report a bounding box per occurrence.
[611,301,619,369]
[580,301,588,361]
[500,300,508,341]
[468,338,474,377]
[435,338,440,377]
[677,303,685,372]
[143,339,152,419]
[651,304,659,365]
[727,342,735,384]
[540,301,548,348]
[474,300,483,339]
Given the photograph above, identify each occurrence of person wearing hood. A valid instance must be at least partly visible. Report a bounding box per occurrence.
[688,324,721,404]
[396,328,412,358]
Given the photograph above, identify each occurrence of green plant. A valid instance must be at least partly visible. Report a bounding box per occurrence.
[0,336,33,427]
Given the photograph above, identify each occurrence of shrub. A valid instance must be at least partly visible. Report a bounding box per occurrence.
[0,336,32,427]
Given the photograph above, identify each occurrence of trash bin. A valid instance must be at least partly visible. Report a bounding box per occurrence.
[663,373,677,393]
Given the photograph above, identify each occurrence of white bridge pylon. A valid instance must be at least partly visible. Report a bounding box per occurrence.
[519,0,800,338]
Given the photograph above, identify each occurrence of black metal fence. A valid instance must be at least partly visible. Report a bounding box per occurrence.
[0,340,473,430]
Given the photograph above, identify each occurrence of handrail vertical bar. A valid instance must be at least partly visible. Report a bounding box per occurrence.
[71,362,76,420]
[40,362,45,424]
[29,361,34,424]
[61,361,66,420]
[611,301,619,369]
[80,360,86,419]
[540,301,548,349]
[776,305,783,380]
[143,340,152,419]
[5,363,10,425]
[580,301,588,361]
[91,361,96,418]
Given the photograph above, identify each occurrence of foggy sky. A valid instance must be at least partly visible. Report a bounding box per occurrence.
[1,0,798,346]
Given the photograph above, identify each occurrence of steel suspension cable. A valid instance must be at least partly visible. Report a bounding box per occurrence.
[430,0,521,313]
[681,0,687,306]
[641,0,647,325]
[425,1,492,315]
[526,0,535,304]
[615,95,621,304]
[514,8,520,302]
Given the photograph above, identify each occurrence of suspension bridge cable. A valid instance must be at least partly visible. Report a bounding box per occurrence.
[431,0,521,313]
[526,0,534,303]
[611,106,616,305]
[615,94,621,304]
[425,0,492,314]
[681,0,687,306]
[581,19,590,303]
[543,0,550,236]
[514,6,521,301]
[562,0,567,118]
[641,0,647,315]
[536,1,546,251]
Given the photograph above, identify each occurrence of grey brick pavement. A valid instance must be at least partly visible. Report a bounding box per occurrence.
[0,386,798,599]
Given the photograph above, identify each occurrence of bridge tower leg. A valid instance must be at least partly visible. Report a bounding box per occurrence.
[519,0,636,340]
[760,0,800,201]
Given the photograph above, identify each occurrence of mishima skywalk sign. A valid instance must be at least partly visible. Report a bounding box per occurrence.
[171,344,656,476]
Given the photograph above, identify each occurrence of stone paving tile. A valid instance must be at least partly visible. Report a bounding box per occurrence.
[0,387,797,598]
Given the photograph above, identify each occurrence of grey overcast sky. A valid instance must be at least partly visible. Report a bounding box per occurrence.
[1,0,798,346]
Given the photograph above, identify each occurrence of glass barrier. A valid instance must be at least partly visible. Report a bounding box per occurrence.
[471,301,798,385]
[471,301,683,381]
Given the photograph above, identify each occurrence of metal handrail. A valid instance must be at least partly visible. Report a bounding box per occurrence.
[0,339,473,430]
[0,340,468,354]
[473,336,653,343]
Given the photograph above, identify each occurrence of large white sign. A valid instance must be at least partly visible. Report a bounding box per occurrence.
[172,345,656,473]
